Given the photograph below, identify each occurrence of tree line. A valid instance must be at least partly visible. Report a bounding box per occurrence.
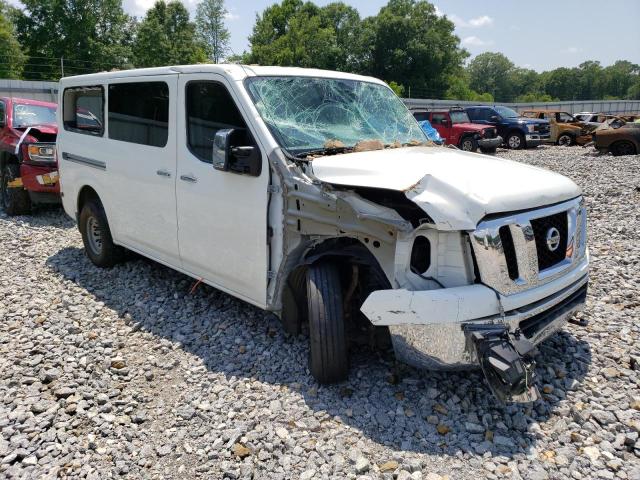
[1,0,639,102]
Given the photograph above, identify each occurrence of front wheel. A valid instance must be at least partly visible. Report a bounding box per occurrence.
[506,132,525,150]
[460,136,478,152]
[557,133,574,146]
[0,162,31,216]
[79,199,125,267]
[306,262,349,384]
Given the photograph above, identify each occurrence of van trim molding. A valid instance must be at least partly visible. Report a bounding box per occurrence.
[62,152,106,170]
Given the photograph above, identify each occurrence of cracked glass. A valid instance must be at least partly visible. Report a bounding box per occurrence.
[245,76,427,155]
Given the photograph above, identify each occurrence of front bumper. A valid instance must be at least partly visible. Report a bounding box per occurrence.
[525,134,551,146]
[361,256,588,370]
[478,136,502,150]
[19,163,60,195]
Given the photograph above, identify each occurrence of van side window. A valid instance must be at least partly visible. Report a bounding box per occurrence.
[63,86,104,136]
[108,82,169,148]
[186,81,247,163]
[0,101,5,127]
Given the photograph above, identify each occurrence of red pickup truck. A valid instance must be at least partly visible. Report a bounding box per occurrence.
[412,107,503,153]
[0,97,59,215]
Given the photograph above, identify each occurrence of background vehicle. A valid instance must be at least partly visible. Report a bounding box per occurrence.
[412,107,502,153]
[520,109,593,146]
[594,120,639,156]
[0,97,59,215]
[465,105,550,149]
[58,65,588,402]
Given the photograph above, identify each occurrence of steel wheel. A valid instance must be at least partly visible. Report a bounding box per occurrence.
[86,215,103,256]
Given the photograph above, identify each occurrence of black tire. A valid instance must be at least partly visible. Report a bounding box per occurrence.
[1,162,32,216]
[459,136,478,152]
[306,262,348,384]
[557,133,574,146]
[480,146,497,154]
[78,199,125,267]
[506,132,525,149]
[610,141,636,157]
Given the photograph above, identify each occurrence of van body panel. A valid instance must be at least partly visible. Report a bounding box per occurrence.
[175,73,269,306]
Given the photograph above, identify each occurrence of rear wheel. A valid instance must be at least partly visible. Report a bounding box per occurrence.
[610,141,636,156]
[557,133,574,146]
[306,262,349,384]
[79,199,125,267]
[0,162,31,216]
[506,132,525,149]
[460,136,478,152]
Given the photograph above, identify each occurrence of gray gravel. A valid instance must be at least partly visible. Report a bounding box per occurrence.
[1,145,639,479]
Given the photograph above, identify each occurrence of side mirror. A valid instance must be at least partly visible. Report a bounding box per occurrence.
[212,128,262,177]
[489,115,500,122]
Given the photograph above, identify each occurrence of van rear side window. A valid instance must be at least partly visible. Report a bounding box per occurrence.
[63,86,104,136]
[108,82,169,148]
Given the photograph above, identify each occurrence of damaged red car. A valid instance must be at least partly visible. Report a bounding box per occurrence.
[0,97,59,215]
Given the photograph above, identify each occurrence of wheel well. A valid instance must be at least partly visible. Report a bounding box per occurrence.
[0,152,18,168]
[77,185,100,214]
[610,140,636,154]
[506,129,524,138]
[281,237,390,336]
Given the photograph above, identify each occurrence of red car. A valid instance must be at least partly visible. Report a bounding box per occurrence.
[0,97,59,215]
[413,107,503,153]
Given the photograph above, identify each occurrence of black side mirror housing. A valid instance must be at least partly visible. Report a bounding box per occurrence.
[212,128,261,177]
[489,115,500,122]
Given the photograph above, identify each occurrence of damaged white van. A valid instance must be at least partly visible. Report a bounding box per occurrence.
[57,65,588,402]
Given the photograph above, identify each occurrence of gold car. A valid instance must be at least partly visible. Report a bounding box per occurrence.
[520,110,593,146]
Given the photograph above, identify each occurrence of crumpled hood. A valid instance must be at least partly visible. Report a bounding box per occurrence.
[310,146,581,230]
[15,124,58,135]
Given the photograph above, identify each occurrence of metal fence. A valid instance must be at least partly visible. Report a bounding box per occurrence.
[0,80,58,102]
[2,79,639,115]
[403,98,640,115]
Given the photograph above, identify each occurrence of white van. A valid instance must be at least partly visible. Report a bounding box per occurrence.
[57,65,589,402]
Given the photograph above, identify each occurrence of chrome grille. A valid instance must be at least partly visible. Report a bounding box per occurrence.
[469,197,587,295]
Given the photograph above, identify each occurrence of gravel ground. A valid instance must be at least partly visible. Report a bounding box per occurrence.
[1,145,639,480]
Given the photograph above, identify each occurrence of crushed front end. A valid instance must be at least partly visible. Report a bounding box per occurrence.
[361,197,588,403]
[18,142,60,203]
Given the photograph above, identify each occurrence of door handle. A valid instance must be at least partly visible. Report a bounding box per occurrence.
[180,174,197,183]
[156,169,171,177]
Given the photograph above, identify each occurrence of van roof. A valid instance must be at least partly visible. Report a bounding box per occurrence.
[59,64,386,87]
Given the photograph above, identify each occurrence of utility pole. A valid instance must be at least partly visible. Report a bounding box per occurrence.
[60,57,64,78]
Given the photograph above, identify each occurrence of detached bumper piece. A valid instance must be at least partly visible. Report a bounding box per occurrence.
[465,324,539,403]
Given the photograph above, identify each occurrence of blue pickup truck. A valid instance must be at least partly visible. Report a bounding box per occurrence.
[465,105,551,149]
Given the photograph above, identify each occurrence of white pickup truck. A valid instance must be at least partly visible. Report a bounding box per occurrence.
[57,65,589,402]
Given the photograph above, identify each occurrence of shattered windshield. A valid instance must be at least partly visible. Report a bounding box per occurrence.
[245,76,426,155]
[13,103,57,128]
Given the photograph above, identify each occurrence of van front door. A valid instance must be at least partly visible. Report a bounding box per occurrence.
[176,74,269,307]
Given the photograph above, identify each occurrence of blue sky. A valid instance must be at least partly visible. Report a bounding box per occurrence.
[9,0,640,71]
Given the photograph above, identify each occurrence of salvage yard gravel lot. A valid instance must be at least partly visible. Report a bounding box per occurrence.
[1,146,639,480]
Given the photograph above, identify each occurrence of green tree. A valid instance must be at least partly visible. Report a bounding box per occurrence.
[246,0,337,68]
[0,0,25,79]
[133,0,207,68]
[196,0,230,63]
[14,0,133,79]
[467,52,516,102]
[363,0,467,98]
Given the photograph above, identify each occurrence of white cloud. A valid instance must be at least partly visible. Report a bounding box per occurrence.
[469,15,493,27]
[433,5,444,17]
[462,36,494,47]
[450,14,494,28]
[224,10,240,21]
[563,46,582,54]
